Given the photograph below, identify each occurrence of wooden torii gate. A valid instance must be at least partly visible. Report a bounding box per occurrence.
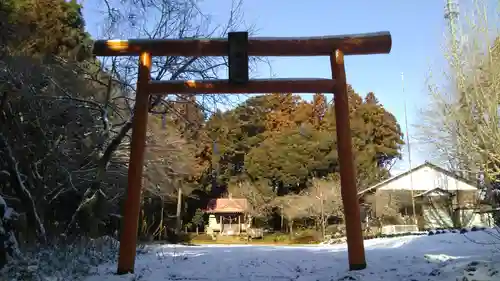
[93,31,392,274]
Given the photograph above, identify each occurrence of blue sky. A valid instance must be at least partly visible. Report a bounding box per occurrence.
[82,0,453,174]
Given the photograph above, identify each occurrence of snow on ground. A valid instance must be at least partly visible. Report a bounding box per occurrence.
[84,229,500,281]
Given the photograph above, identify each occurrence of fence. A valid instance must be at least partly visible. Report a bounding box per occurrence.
[381,225,419,235]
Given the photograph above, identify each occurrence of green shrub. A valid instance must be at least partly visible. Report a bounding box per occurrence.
[291,229,322,244]
[272,233,289,242]
[291,234,319,244]
[168,232,191,244]
[325,224,345,236]
[261,233,289,243]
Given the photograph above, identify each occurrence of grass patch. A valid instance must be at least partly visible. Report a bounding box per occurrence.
[190,230,323,246]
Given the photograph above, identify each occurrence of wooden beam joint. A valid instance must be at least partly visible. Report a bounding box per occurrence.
[228,32,249,85]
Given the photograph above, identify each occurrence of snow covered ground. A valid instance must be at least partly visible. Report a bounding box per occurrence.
[83,229,500,281]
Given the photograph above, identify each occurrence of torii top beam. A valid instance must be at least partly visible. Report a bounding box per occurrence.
[93,31,392,57]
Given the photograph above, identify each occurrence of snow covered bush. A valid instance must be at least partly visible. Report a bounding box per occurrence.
[1,235,121,281]
[0,194,21,268]
[0,193,146,281]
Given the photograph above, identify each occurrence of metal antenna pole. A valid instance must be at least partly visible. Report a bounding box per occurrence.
[444,0,461,102]
[402,72,418,226]
[444,0,460,53]
[444,0,467,177]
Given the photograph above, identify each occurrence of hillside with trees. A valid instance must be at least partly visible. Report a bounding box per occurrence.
[0,0,405,276]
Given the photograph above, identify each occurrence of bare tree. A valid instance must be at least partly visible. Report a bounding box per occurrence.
[70,0,262,232]
[301,178,343,238]
[142,115,201,235]
[95,0,256,116]
[0,0,265,247]
[274,195,309,237]
[0,54,126,240]
[417,0,500,211]
[227,180,275,224]
[143,115,198,197]
[372,190,405,226]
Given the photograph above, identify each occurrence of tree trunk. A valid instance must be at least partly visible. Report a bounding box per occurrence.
[176,188,182,234]
[0,134,45,243]
[155,198,165,240]
[320,195,325,239]
[280,204,284,231]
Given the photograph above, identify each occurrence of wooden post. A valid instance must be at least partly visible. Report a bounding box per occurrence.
[117,52,151,275]
[331,49,367,270]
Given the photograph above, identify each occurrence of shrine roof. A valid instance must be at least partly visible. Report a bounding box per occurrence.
[205,198,248,213]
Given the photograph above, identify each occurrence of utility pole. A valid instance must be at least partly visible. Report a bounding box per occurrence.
[402,72,418,226]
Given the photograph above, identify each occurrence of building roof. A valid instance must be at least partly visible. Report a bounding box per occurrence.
[358,161,477,196]
[205,198,248,213]
[413,187,452,198]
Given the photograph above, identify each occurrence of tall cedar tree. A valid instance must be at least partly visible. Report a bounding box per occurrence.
[205,90,404,195]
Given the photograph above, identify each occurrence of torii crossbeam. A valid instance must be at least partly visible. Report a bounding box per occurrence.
[92,31,392,274]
